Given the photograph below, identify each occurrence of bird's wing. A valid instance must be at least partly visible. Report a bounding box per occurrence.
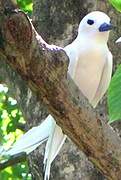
[64,43,78,77]
[91,51,112,107]
[44,123,66,180]
[2,115,54,156]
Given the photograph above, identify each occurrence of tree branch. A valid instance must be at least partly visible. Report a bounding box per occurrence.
[0,2,121,179]
[0,152,26,171]
[16,123,26,132]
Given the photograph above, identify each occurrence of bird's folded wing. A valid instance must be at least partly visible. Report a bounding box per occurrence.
[91,51,112,107]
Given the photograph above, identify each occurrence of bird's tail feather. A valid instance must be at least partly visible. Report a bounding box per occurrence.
[44,163,51,180]
[44,122,66,180]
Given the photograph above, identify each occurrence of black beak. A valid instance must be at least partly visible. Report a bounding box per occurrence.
[99,23,113,32]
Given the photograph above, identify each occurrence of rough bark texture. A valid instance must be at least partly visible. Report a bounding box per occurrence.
[0,0,121,180]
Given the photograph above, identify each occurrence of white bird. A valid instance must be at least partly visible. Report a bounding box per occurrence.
[1,11,113,180]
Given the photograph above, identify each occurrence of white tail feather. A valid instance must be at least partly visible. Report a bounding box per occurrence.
[44,122,66,180]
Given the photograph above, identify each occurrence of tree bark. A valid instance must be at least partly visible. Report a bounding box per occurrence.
[0,0,121,180]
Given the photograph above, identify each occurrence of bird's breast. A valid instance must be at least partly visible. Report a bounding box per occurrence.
[71,45,107,102]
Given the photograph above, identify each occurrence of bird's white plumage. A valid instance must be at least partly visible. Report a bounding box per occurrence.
[65,38,107,104]
[65,11,112,106]
[44,123,66,180]
[0,11,113,180]
[91,51,112,107]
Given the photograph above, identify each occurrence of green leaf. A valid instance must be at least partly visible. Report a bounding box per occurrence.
[0,84,30,179]
[108,64,121,123]
[17,0,33,13]
[108,0,121,12]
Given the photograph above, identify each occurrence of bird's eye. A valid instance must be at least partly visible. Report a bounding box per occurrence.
[87,19,94,25]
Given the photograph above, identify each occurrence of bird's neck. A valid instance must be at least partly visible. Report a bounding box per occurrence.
[77,31,109,44]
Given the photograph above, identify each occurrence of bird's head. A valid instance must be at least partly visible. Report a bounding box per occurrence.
[78,11,112,42]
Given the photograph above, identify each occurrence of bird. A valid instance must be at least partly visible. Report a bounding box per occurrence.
[1,11,113,180]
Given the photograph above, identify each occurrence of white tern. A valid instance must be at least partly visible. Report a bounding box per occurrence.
[1,11,113,180]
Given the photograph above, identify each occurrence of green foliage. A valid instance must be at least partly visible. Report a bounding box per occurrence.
[108,65,121,123]
[17,0,33,13]
[108,0,121,12]
[0,1,33,178]
[0,85,31,179]
[0,163,31,180]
